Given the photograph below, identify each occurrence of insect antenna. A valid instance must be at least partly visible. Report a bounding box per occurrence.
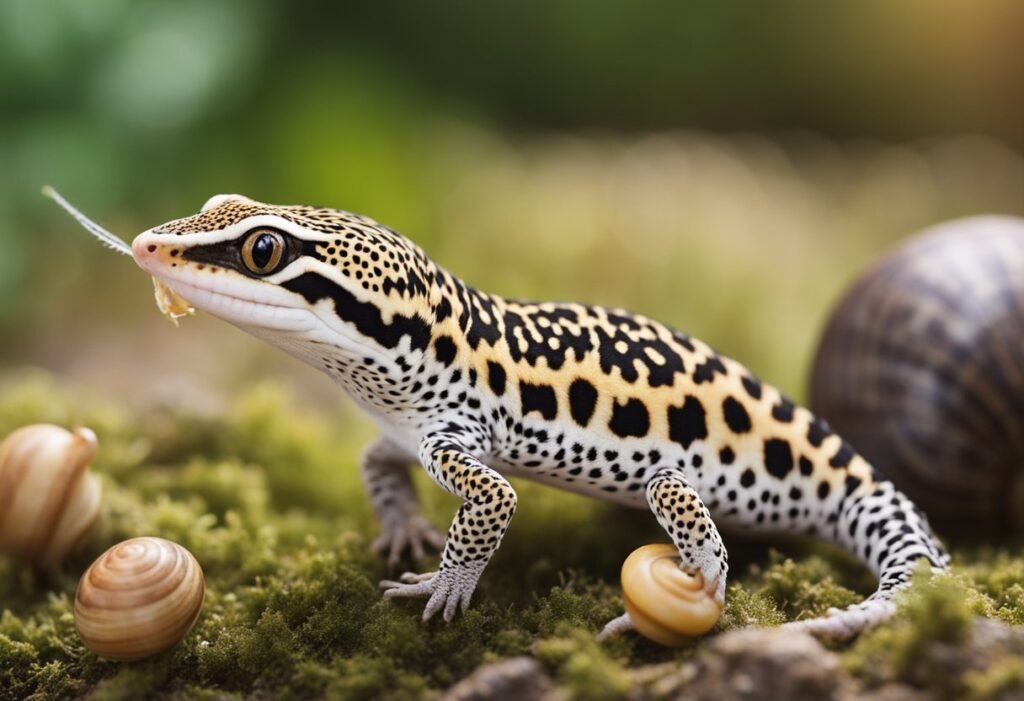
[42,186,133,256]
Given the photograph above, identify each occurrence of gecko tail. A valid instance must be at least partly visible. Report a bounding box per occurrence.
[787,480,950,639]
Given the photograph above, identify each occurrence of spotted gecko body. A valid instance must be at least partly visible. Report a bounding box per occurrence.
[131,195,949,639]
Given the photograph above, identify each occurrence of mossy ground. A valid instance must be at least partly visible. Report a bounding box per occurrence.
[2,373,1023,701]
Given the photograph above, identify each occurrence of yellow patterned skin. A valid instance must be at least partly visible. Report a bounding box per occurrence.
[130,195,949,639]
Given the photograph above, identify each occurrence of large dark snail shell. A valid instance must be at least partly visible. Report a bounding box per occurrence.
[810,216,1024,539]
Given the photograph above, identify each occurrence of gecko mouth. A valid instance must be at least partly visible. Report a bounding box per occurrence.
[154,277,316,333]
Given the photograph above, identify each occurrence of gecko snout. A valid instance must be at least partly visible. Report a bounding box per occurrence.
[131,234,167,272]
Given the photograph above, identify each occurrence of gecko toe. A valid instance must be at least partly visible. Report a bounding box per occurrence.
[381,581,433,598]
[443,592,461,621]
[373,518,445,566]
[381,567,480,624]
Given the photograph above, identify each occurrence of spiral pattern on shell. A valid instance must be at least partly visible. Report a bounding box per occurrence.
[810,216,1024,538]
[75,537,205,661]
[0,424,102,569]
[621,544,723,646]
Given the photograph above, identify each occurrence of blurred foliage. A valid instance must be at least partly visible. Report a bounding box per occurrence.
[3,0,1024,406]
[1,376,1024,699]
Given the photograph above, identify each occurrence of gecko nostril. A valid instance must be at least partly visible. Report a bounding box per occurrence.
[147,244,157,253]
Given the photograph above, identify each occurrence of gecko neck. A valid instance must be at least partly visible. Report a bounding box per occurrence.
[274,252,479,423]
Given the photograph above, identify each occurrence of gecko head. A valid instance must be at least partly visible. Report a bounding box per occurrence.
[132,194,436,364]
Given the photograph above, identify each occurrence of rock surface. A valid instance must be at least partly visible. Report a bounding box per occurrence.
[673,628,843,701]
[440,656,560,701]
[629,618,1024,701]
[443,618,1024,701]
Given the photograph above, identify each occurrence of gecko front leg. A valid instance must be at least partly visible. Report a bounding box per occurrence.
[361,437,445,566]
[599,467,728,641]
[380,431,517,621]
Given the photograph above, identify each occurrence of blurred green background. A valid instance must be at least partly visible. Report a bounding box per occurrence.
[3,0,1024,409]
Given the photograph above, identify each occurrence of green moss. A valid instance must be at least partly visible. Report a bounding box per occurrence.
[964,657,1024,701]
[842,564,1003,695]
[752,551,862,621]
[716,582,786,631]
[1,375,1023,700]
[536,630,631,701]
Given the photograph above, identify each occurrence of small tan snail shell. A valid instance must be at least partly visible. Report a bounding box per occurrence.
[621,544,723,646]
[0,424,102,569]
[810,216,1024,539]
[75,537,205,661]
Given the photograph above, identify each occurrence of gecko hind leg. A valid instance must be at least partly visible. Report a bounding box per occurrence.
[361,437,446,567]
[779,481,950,640]
[598,467,728,641]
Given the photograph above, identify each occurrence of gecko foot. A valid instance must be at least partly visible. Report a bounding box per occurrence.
[380,563,484,622]
[372,515,446,567]
[596,612,636,642]
[778,599,896,640]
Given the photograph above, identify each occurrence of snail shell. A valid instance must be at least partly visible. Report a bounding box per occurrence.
[0,424,102,569]
[810,216,1024,538]
[75,537,205,661]
[621,544,723,646]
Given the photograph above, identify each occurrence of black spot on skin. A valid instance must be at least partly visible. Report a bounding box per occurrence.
[505,308,589,371]
[463,288,503,349]
[668,396,708,449]
[487,361,507,396]
[799,456,814,476]
[568,378,598,427]
[830,441,855,468]
[672,330,696,352]
[722,396,752,433]
[740,468,756,487]
[283,273,430,351]
[719,446,735,465]
[741,375,762,400]
[608,398,650,438]
[807,417,831,447]
[764,438,794,479]
[593,324,686,387]
[692,355,727,384]
[434,296,453,322]
[772,397,796,422]
[845,474,863,496]
[433,335,457,366]
[520,381,557,420]
[818,481,831,499]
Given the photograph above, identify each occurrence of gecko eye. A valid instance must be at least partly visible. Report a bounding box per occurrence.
[241,229,285,275]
